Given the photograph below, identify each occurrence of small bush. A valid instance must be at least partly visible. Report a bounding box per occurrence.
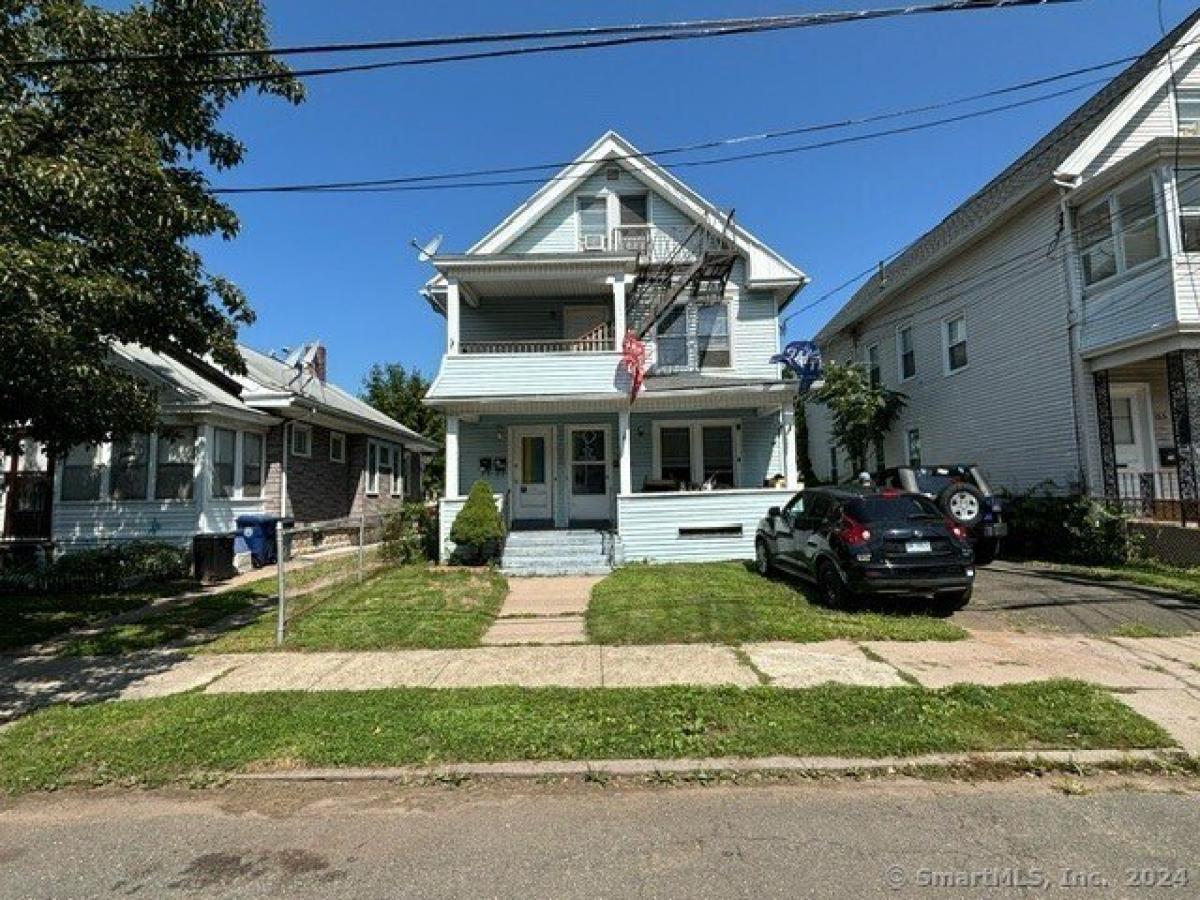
[1000,484,1137,566]
[448,480,505,565]
[0,541,190,596]
[381,502,438,564]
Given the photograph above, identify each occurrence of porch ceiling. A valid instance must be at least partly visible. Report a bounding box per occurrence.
[436,381,796,416]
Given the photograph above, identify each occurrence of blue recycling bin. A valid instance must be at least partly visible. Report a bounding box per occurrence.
[235,515,292,567]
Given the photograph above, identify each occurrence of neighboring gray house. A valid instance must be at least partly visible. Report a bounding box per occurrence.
[421,131,809,570]
[807,11,1200,524]
[0,341,435,551]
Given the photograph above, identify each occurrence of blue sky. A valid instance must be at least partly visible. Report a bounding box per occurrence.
[197,0,1195,390]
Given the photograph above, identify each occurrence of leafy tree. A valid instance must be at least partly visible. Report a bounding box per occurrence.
[362,363,445,490]
[811,362,906,478]
[0,1,301,454]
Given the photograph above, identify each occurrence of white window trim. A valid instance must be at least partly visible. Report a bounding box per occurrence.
[654,297,734,373]
[942,314,968,376]
[329,430,346,464]
[1077,174,1166,289]
[366,440,379,496]
[1177,87,1200,137]
[575,193,609,250]
[651,419,741,488]
[239,431,266,500]
[391,445,404,497]
[290,422,312,458]
[210,426,238,500]
[864,342,881,387]
[895,324,916,382]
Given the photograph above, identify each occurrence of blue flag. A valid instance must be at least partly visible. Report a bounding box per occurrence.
[771,341,822,389]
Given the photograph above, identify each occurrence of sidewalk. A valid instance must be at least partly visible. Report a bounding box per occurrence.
[4,631,1200,749]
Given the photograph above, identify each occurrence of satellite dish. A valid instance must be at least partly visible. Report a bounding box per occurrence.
[410,234,443,262]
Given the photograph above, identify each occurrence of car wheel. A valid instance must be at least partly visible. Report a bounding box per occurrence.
[817,560,854,609]
[940,484,985,529]
[755,538,774,576]
[933,587,972,616]
[973,539,999,566]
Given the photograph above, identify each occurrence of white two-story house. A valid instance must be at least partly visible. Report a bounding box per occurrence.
[808,11,1200,531]
[422,131,808,570]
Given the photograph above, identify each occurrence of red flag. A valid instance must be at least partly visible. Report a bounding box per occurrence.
[620,330,647,401]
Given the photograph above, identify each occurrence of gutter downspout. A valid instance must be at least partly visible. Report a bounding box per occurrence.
[280,420,289,519]
[1057,179,1092,494]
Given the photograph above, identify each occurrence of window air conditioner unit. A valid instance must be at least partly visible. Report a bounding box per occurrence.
[1181,121,1200,137]
[582,234,607,251]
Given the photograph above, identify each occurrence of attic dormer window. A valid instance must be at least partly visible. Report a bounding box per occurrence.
[605,166,620,181]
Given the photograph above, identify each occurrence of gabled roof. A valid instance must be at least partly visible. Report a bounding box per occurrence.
[112,343,267,421]
[237,345,437,450]
[818,9,1200,343]
[422,130,808,304]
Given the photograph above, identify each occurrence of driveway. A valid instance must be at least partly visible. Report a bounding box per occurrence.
[953,561,1200,635]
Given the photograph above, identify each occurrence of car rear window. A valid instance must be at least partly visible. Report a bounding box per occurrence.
[846,495,943,523]
[910,467,987,495]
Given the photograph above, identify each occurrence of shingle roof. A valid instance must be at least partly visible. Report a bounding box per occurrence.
[818,9,1200,342]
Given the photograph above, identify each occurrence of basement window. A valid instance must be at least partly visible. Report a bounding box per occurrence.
[678,525,744,539]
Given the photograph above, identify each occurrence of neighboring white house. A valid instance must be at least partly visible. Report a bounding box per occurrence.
[1,342,435,552]
[807,10,1200,525]
[421,130,809,569]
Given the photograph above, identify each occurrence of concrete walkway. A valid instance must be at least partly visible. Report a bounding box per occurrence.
[5,632,1200,750]
[482,576,601,645]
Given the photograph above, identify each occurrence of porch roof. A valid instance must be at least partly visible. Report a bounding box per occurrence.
[424,254,638,309]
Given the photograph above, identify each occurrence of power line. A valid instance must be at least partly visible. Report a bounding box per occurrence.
[38,0,1084,94]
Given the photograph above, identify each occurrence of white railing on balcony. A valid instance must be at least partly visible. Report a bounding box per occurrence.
[587,224,731,263]
[460,322,614,355]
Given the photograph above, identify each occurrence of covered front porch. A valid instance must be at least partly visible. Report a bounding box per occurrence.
[1092,349,1200,524]
[438,389,800,564]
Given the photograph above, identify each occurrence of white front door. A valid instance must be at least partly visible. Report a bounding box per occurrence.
[1111,384,1154,498]
[568,425,611,523]
[512,426,554,522]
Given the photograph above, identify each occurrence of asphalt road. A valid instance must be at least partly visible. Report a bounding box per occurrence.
[2,777,1198,899]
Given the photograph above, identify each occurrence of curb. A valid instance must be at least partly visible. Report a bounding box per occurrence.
[231,748,1183,783]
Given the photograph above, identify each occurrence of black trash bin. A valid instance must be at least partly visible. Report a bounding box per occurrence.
[193,533,236,582]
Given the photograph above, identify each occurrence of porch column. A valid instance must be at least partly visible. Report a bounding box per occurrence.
[609,275,628,350]
[446,279,461,355]
[1166,350,1200,518]
[445,415,460,498]
[1092,371,1119,499]
[618,409,632,494]
[781,403,799,489]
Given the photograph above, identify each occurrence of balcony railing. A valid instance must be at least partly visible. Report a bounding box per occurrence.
[586,225,733,263]
[1107,469,1196,524]
[460,322,614,355]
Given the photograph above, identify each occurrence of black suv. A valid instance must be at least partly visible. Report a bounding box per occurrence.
[879,465,1006,565]
[755,487,976,611]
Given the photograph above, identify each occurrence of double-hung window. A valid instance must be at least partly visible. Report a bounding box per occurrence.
[212,428,236,499]
[1178,88,1200,136]
[905,428,922,468]
[655,422,737,489]
[944,315,968,374]
[1176,168,1200,252]
[329,431,346,464]
[897,325,916,380]
[577,196,607,249]
[290,423,311,458]
[61,444,103,501]
[155,428,196,500]
[391,448,404,497]
[655,304,690,369]
[865,344,881,388]
[1078,176,1163,286]
[242,433,264,498]
[109,434,149,501]
[697,304,731,368]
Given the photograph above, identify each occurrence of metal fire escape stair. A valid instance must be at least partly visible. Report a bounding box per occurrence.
[626,216,740,340]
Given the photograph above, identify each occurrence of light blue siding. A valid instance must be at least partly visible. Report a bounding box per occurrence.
[461,297,613,344]
[617,488,794,563]
[735,291,782,378]
[429,353,627,400]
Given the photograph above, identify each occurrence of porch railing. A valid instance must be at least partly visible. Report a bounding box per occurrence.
[589,225,732,263]
[460,322,614,355]
[1108,469,1197,524]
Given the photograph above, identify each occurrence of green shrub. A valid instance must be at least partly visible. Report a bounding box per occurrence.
[0,541,189,596]
[381,502,438,564]
[1000,484,1136,566]
[448,480,505,565]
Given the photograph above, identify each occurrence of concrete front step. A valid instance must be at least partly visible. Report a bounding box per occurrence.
[503,545,611,561]
[505,533,609,548]
[502,565,613,577]
[501,529,613,576]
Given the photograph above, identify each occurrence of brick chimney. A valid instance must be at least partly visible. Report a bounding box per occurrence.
[311,343,327,383]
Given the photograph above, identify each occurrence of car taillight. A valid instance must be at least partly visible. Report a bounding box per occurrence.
[945,519,968,541]
[839,515,872,546]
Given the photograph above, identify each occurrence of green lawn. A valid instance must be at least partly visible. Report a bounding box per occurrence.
[1044,561,1200,600]
[587,563,967,645]
[0,680,1166,793]
[200,565,508,652]
[0,581,199,652]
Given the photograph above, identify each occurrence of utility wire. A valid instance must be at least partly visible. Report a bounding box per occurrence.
[36,0,1084,94]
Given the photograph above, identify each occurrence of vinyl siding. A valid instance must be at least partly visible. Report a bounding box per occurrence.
[1079,259,1176,353]
[53,501,202,550]
[808,197,1082,493]
[628,408,783,492]
[428,352,628,400]
[617,488,794,563]
[460,297,613,344]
